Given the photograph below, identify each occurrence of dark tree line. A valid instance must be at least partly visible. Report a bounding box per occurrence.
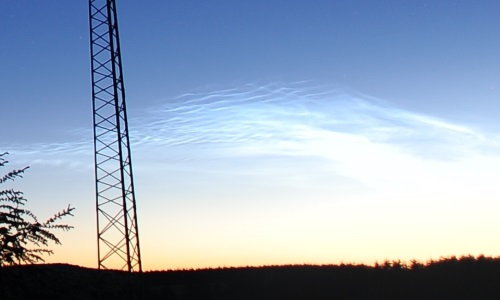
[2,256,500,299]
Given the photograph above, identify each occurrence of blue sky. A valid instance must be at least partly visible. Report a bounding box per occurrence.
[2,1,500,270]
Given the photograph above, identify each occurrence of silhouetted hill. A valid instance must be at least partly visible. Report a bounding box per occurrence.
[2,255,500,299]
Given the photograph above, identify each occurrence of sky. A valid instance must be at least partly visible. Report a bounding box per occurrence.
[2,0,500,270]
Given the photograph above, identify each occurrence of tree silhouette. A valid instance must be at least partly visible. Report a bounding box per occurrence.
[0,152,74,266]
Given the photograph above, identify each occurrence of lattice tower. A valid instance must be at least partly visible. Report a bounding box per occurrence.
[88,0,142,272]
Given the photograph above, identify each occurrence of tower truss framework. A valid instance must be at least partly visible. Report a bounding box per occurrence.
[89,0,142,272]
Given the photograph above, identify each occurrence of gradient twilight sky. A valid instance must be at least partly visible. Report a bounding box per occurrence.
[2,1,500,270]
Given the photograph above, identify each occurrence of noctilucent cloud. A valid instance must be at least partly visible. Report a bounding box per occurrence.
[2,1,500,270]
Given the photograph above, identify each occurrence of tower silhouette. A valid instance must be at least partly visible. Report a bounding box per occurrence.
[88,0,142,272]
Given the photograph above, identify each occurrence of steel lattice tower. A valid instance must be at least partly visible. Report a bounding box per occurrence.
[88,0,142,272]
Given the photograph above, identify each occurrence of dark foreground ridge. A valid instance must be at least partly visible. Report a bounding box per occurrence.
[2,255,500,299]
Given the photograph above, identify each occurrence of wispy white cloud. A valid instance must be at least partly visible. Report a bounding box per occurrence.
[4,140,91,169]
[132,82,492,161]
[5,82,500,193]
